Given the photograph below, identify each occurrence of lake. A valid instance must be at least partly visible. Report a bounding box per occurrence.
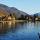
[0,21,40,40]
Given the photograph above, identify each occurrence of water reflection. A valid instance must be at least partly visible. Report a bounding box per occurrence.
[0,21,16,34]
[0,21,39,34]
[0,21,40,40]
[0,22,8,34]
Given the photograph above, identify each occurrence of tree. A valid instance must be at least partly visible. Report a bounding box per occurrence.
[10,14,12,17]
[20,15,25,20]
[25,15,29,20]
[13,13,15,17]
[13,13,16,19]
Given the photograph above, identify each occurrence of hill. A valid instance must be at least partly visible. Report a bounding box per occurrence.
[0,4,29,18]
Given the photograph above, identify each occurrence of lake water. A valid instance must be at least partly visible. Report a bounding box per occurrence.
[0,21,40,40]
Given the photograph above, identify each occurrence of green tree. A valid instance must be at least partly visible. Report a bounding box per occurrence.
[21,15,25,20]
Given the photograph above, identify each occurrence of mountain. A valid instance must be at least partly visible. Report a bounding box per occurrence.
[0,4,29,18]
[34,12,40,17]
[0,4,9,16]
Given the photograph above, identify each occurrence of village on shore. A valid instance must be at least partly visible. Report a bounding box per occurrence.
[0,13,40,22]
[0,4,40,22]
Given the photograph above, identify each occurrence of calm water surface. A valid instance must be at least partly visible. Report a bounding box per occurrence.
[0,21,40,40]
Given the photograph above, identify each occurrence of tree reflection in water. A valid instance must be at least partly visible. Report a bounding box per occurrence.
[0,21,16,35]
[0,21,40,40]
[0,21,26,36]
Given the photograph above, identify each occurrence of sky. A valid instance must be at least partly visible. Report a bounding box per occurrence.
[0,0,40,15]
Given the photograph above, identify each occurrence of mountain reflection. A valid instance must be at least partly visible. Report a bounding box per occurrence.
[0,21,26,35]
[0,21,16,34]
[0,21,39,35]
[0,21,40,40]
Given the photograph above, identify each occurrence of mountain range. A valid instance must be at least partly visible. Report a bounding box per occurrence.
[0,4,40,19]
[0,4,29,18]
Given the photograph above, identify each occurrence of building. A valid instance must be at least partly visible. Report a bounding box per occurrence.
[7,16,12,21]
[12,16,15,21]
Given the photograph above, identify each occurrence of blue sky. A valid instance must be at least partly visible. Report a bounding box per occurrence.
[0,0,40,14]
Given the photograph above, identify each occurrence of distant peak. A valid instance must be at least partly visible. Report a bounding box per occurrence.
[10,7,18,10]
[0,4,8,7]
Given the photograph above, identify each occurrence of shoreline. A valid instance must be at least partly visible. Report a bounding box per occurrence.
[0,20,40,22]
